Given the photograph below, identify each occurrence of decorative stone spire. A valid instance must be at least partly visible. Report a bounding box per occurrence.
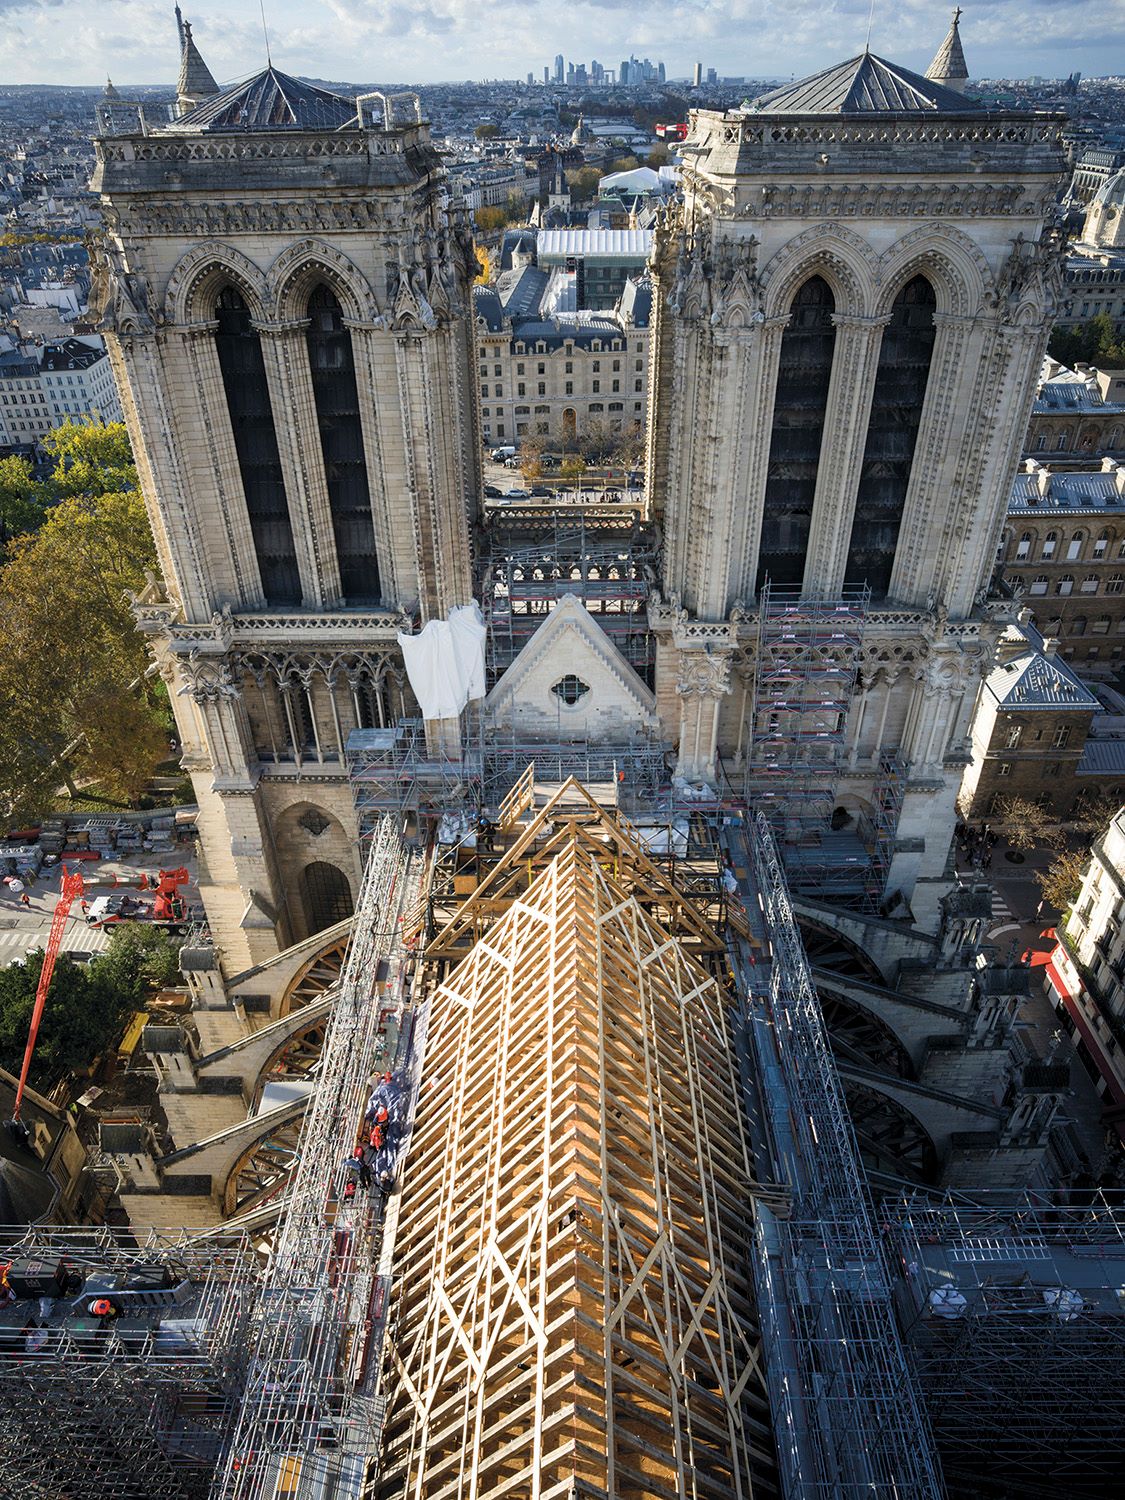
[176,17,219,117]
[925,7,970,93]
[104,76,119,100]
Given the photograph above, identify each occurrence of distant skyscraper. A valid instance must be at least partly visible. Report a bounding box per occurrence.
[554,53,564,83]
[658,61,666,83]
[706,66,717,84]
[619,58,630,86]
[567,62,575,85]
[693,61,703,87]
[543,66,550,84]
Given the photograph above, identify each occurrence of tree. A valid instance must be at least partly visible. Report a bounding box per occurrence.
[474,123,500,140]
[1048,314,1125,371]
[0,432,169,818]
[505,190,529,225]
[518,437,546,483]
[560,454,587,484]
[1035,849,1088,913]
[97,922,185,997]
[0,454,46,537]
[0,951,132,1094]
[990,794,1065,852]
[1070,789,1123,839]
[565,167,601,204]
[474,205,507,235]
[647,145,670,168]
[474,244,493,284]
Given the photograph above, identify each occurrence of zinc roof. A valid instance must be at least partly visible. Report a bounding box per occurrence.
[752,51,986,115]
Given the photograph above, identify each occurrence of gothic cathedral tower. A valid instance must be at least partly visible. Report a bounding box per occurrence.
[92,46,481,970]
[646,46,1066,923]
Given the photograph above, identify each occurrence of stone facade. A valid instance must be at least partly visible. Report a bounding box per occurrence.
[644,70,1066,924]
[91,84,481,973]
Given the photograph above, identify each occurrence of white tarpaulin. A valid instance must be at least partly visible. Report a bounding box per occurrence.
[397,603,486,721]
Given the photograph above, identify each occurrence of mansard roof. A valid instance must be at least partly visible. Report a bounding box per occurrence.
[752,50,985,115]
[175,65,358,131]
[983,645,1099,712]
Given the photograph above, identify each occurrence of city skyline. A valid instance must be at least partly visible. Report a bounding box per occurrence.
[0,0,1116,89]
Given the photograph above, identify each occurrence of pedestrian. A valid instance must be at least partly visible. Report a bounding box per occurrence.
[19,892,30,908]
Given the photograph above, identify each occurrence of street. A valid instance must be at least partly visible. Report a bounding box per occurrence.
[0,849,200,966]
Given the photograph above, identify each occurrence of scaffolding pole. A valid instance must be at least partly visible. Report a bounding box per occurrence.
[726,812,943,1499]
[209,815,421,1500]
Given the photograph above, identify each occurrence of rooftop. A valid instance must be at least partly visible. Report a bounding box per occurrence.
[750,50,986,116]
[171,65,359,133]
[537,228,653,261]
[1010,465,1125,514]
[982,647,1099,712]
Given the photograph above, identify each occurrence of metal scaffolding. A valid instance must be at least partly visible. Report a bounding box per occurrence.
[744,585,877,905]
[209,814,422,1500]
[346,721,481,838]
[726,811,943,1499]
[481,509,656,689]
[884,1189,1125,1497]
[0,1225,261,1500]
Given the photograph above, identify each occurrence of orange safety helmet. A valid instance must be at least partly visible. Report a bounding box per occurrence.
[89,1298,114,1317]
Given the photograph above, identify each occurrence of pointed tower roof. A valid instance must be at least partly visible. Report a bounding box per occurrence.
[753,49,983,114]
[174,64,358,131]
[926,7,971,92]
[177,20,219,104]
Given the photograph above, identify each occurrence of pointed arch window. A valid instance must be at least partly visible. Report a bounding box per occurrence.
[213,286,301,603]
[757,275,836,592]
[845,275,937,598]
[306,283,380,604]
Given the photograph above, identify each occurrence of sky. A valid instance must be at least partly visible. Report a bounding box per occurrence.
[0,0,1121,89]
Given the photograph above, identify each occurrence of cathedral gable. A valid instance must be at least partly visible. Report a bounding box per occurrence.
[485,594,657,742]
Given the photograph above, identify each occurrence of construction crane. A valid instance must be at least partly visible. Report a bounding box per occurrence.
[6,863,190,1127]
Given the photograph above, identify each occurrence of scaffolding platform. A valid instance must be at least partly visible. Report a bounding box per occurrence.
[884,1189,1125,1497]
[0,1225,261,1500]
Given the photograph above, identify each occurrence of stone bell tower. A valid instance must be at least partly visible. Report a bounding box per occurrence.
[91,44,482,971]
[646,44,1066,925]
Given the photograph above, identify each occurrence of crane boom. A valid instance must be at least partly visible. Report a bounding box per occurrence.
[12,866,86,1121]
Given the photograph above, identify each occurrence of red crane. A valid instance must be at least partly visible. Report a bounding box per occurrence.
[8,864,190,1123]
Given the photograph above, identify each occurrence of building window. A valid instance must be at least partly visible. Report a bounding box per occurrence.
[1035,434,1047,451]
[565,361,573,374]
[552,674,590,705]
[998,762,1012,776]
[306,283,380,604]
[565,382,573,395]
[1094,617,1111,634]
[592,380,600,393]
[213,285,301,604]
[1043,532,1058,557]
[845,275,937,598]
[1030,575,1049,595]
[1016,533,1032,559]
[1095,531,1110,558]
[1006,725,1022,749]
[517,362,525,375]
[759,275,836,591]
[481,384,489,397]
[1056,575,1074,596]
[518,383,526,397]
[1082,575,1100,593]
[1054,726,1072,749]
[1067,531,1084,560]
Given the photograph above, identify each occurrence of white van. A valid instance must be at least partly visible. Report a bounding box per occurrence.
[490,445,517,461]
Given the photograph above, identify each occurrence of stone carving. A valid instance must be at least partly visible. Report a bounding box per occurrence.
[676,650,733,700]
[90,236,157,335]
[297,808,330,836]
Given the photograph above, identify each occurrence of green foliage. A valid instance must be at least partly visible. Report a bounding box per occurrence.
[0,424,170,819]
[647,145,670,168]
[0,454,47,537]
[474,123,500,139]
[564,167,601,204]
[0,923,182,1094]
[1048,314,1125,370]
[474,205,508,234]
[0,952,131,1094]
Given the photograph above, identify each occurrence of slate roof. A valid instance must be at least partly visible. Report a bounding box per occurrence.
[926,11,970,84]
[1010,469,1125,513]
[983,649,1099,711]
[175,66,358,132]
[1076,738,1125,775]
[177,21,219,100]
[472,286,504,332]
[752,51,986,115]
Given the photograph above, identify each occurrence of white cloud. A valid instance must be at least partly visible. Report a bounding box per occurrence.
[0,0,1121,86]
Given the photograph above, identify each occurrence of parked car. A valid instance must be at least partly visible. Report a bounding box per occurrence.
[490,445,517,461]
[483,484,503,498]
[540,454,557,469]
[529,485,551,498]
[505,488,530,499]
[504,456,523,469]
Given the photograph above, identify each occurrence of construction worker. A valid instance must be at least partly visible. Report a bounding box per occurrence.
[89,1297,116,1319]
[370,1123,384,1152]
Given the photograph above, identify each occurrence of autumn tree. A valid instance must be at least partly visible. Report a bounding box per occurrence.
[518,436,546,483]
[990,794,1065,853]
[0,454,46,537]
[1070,789,1123,839]
[475,205,507,235]
[474,123,500,140]
[560,454,587,485]
[1035,849,1089,913]
[0,423,169,818]
[565,166,601,203]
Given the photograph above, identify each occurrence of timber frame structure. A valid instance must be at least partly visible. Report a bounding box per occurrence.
[378,781,777,1498]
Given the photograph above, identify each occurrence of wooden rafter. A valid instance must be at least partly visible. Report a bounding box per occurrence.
[378,800,777,1499]
[427,775,726,960]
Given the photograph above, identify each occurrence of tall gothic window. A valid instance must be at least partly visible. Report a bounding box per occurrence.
[757,276,836,592]
[213,286,301,604]
[306,284,381,604]
[845,275,937,598]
